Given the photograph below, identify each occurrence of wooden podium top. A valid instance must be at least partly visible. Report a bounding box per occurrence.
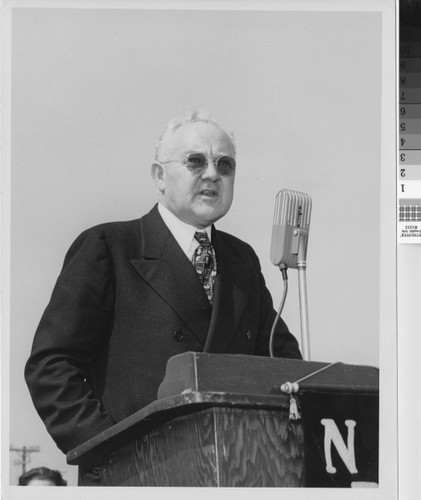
[157,352,379,399]
[67,353,378,467]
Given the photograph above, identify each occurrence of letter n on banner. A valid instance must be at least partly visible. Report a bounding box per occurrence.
[299,391,378,487]
[321,419,358,474]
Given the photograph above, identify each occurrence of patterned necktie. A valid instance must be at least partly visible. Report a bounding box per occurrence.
[192,231,217,304]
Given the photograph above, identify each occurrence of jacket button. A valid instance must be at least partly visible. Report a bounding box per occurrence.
[173,330,184,342]
[245,330,251,340]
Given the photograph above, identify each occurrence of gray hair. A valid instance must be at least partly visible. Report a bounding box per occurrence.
[155,109,236,161]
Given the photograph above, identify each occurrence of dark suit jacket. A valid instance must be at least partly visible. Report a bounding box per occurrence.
[25,205,301,463]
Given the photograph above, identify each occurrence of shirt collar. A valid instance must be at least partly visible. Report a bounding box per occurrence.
[158,203,212,256]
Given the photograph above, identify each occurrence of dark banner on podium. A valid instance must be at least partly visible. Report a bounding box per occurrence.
[299,391,379,488]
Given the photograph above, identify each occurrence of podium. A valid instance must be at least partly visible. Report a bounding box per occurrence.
[67,352,379,487]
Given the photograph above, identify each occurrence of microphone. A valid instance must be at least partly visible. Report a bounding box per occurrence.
[270,189,312,268]
[269,189,312,360]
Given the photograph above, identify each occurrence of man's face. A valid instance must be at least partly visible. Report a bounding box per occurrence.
[154,122,235,229]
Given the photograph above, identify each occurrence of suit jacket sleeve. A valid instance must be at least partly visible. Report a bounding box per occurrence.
[25,228,116,453]
[250,248,302,359]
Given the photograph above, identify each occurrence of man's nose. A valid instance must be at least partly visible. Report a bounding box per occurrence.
[201,159,219,181]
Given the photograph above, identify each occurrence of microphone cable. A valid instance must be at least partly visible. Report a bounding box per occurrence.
[269,265,289,358]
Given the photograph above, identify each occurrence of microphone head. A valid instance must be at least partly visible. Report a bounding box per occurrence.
[270,189,312,268]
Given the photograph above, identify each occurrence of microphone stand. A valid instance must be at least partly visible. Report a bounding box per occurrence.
[297,231,310,361]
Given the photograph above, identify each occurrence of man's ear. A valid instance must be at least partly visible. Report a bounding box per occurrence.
[151,162,166,192]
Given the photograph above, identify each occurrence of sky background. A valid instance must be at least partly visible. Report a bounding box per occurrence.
[2,2,396,494]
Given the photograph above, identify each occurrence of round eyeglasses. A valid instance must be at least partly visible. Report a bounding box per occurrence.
[160,152,236,176]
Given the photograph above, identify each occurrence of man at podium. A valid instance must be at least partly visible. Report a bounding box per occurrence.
[25,110,301,484]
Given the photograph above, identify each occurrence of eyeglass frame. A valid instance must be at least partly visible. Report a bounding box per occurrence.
[157,152,236,177]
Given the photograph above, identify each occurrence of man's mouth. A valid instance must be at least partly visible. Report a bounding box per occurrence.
[199,189,218,197]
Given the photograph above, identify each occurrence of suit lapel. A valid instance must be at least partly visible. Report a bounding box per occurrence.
[204,229,250,353]
[130,206,211,346]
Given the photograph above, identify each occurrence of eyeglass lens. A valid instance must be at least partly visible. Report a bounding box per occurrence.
[186,153,236,176]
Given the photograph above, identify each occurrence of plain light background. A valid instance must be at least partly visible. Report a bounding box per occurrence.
[2,1,397,495]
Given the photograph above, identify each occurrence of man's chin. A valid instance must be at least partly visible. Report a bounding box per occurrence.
[193,208,226,228]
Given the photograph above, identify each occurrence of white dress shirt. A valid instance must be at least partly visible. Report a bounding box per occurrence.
[158,203,212,261]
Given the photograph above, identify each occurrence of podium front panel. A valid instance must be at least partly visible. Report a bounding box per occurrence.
[101,406,305,487]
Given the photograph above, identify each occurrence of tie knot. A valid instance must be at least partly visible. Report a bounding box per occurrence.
[194,231,211,246]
